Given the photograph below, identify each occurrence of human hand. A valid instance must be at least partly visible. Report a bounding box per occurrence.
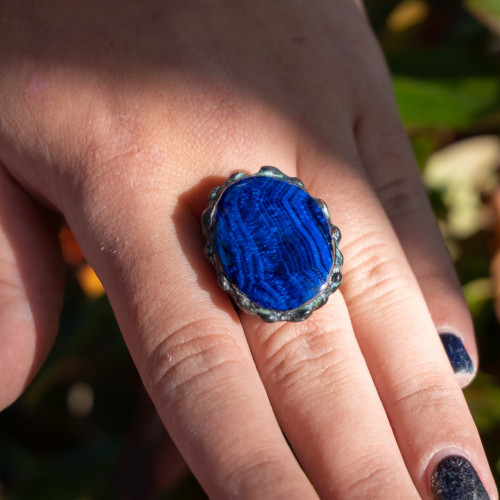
[0,0,496,497]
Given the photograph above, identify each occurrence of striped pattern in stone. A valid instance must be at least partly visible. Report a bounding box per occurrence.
[213,175,333,311]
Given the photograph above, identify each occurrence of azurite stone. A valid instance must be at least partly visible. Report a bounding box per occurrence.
[212,175,334,311]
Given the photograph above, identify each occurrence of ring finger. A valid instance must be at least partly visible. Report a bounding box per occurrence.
[242,292,419,498]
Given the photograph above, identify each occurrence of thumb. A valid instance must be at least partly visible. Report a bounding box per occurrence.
[0,164,64,409]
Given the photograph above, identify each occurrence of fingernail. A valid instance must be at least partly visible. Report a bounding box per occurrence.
[431,455,489,499]
[439,334,474,374]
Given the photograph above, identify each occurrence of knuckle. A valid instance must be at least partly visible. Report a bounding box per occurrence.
[341,461,405,499]
[415,265,461,297]
[343,233,411,307]
[375,174,428,221]
[222,455,292,498]
[144,318,244,404]
[391,369,463,417]
[258,318,347,394]
[73,142,172,243]
[81,145,159,205]
[71,107,172,211]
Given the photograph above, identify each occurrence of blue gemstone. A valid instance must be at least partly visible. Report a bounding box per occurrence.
[212,175,334,311]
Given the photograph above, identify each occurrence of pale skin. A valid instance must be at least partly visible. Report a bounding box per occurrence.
[0,0,496,498]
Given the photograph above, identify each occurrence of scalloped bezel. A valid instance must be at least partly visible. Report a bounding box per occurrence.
[201,166,343,322]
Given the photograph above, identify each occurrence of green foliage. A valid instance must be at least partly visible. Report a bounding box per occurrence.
[393,75,500,129]
[466,0,500,35]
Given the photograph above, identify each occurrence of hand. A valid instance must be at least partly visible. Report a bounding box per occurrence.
[0,0,495,497]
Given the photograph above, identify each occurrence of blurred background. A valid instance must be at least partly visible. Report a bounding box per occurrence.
[1,0,500,498]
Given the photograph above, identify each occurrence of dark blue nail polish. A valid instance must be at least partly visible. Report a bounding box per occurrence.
[439,334,474,374]
[431,455,489,499]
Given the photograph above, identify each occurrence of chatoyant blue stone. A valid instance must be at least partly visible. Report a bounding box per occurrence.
[212,175,333,311]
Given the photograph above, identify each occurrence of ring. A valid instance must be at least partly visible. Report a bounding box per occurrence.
[202,166,343,322]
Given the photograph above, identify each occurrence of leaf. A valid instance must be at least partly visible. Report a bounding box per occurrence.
[465,373,500,433]
[386,0,429,32]
[423,135,500,238]
[463,278,494,317]
[465,0,500,36]
[393,75,500,129]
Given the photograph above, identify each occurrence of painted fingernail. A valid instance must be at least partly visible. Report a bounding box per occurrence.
[431,455,489,499]
[439,334,474,374]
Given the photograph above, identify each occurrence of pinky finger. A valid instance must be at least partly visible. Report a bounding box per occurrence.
[354,80,477,387]
[0,163,64,409]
